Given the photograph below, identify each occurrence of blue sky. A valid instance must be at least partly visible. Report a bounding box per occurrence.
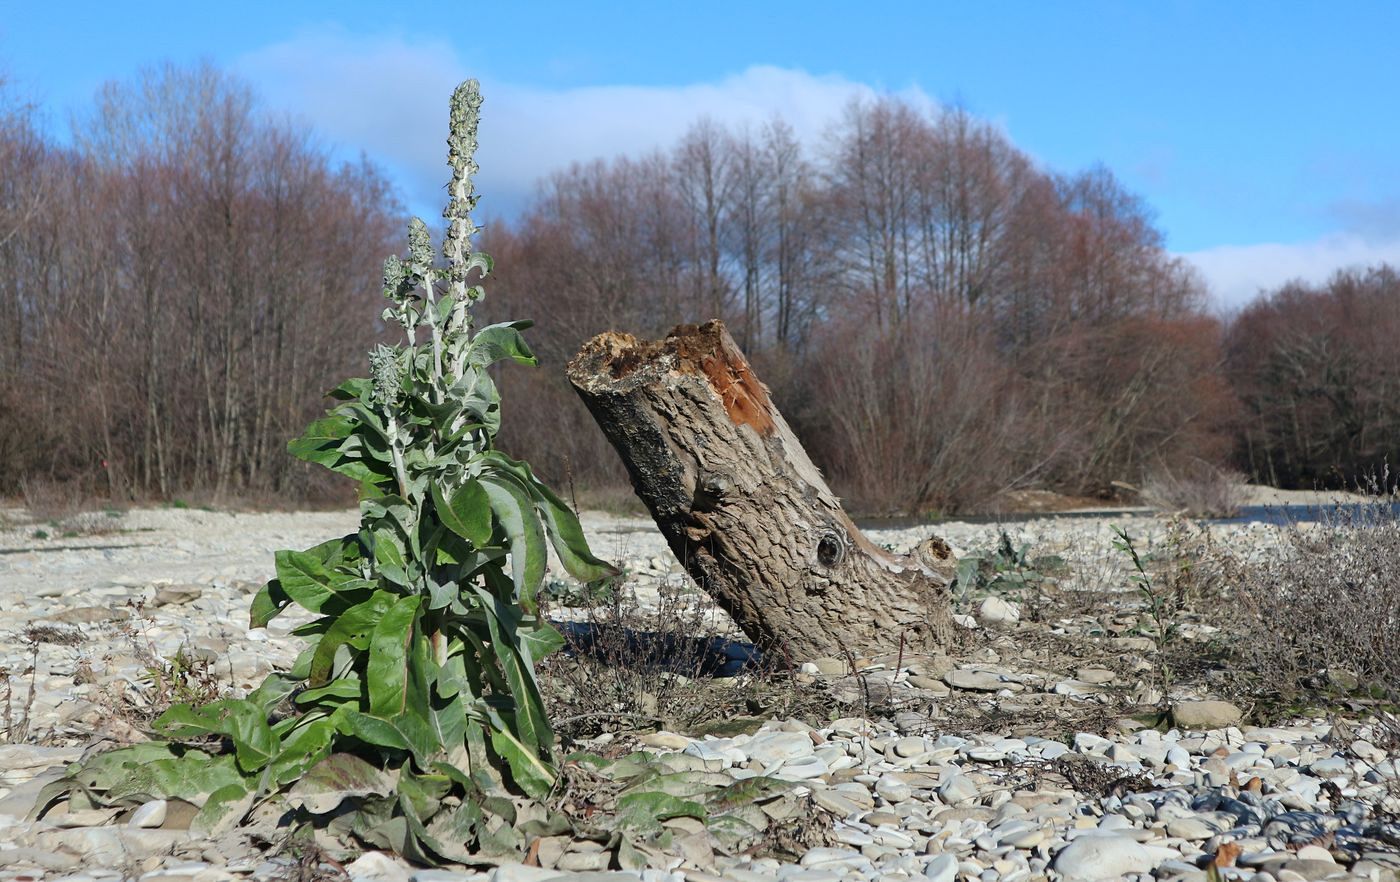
[5,1,1400,307]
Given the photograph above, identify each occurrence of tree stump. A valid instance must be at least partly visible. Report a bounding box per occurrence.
[566,320,956,664]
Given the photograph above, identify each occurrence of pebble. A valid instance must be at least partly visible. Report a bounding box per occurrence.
[977,596,1020,626]
[129,799,167,829]
[937,774,979,806]
[1173,700,1245,729]
[1052,834,1163,880]
[944,669,1021,693]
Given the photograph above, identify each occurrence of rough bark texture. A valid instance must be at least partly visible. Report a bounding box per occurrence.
[566,320,956,663]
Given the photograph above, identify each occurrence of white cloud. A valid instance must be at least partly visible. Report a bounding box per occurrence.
[1184,234,1400,312]
[235,29,934,219]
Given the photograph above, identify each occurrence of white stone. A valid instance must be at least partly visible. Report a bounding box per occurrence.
[1165,817,1215,840]
[924,853,957,882]
[944,669,1019,692]
[1051,834,1157,881]
[639,731,691,750]
[977,596,1020,626]
[745,731,815,766]
[1295,844,1334,863]
[938,773,979,806]
[894,737,928,758]
[1074,733,1113,754]
[128,799,166,829]
[876,775,913,803]
[1171,700,1243,729]
[345,852,410,882]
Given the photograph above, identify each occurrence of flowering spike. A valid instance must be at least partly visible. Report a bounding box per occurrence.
[444,79,485,304]
[369,345,401,407]
[407,218,434,278]
[382,256,409,300]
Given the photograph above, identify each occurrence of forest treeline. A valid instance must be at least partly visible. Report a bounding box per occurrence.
[0,64,400,501]
[3,64,1397,512]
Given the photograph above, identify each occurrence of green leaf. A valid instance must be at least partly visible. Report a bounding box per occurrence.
[250,578,291,628]
[309,591,398,686]
[614,791,707,832]
[286,752,394,814]
[468,321,536,367]
[334,709,438,764]
[275,549,374,615]
[469,577,554,758]
[192,782,255,836]
[245,673,302,715]
[152,700,278,773]
[374,532,407,572]
[518,619,565,665]
[287,413,355,464]
[432,479,492,547]
[296,677,362,705]
[532,483,617,583]
[329,377,373,402]
[367,595,421,717]
[267,717,337,786]
[488,727,555,799]
[478,473,546,605]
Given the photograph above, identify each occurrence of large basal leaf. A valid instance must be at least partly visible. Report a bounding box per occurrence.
[613,791,707,832]
[267,717,337,786]
[36,744,245,816]
[334,708,439,766]
[275,548,374,615]
[309,590,398,686]
[286,752,395,814]
[531,482,618,583]
[478,473,546,605]
[219,702,280,773]
[488,727,555,799]
[432,479,492,547]
[154,699,281,773]
[245,673,302,715]
[367,595,422,717]
[192,781,256,836]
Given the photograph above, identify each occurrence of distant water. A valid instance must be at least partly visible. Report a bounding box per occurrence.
[858,501,1400,530]
[1210,502,1400,526]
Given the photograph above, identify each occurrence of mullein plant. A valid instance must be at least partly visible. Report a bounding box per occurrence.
[35,80,615,863]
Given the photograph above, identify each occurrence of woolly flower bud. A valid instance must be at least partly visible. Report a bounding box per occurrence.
[407,218,433,275]
[369,345,401,407]
[382,256,409,300]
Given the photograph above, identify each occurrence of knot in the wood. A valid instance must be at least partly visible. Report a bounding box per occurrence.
[815,531,846,568]
[694,471,731,511]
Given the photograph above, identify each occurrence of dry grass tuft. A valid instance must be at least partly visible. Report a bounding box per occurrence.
[1226,502,1400,705]
[1140,460,1245,519]
[540,579,824,745]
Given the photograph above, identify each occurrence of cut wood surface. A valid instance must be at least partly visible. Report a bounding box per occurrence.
[567,320,955,663]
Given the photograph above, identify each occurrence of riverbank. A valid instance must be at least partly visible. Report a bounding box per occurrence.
[0,506,1395,882]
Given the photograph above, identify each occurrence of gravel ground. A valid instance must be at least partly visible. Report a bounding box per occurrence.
[0,506,1395,882]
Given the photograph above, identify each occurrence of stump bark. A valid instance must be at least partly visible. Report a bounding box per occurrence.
[566,320,955,664]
